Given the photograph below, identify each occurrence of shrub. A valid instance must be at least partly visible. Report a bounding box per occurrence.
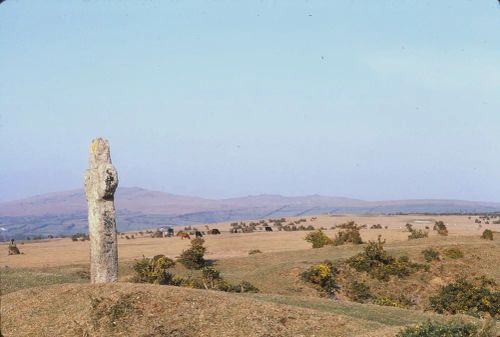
[481,229,493,240]
[178,238,207,269]
[443,247,464,259]
[248,249,262,255]
[433,221,448,236]
[236,281,260,293]
[300,260,339,296]
[8,243,21,255]
[304,230,333,248]
[132,255,176,284]
[195,267,259,293]
[346,281,372,303]
[373,295,414,308]
[396,320,478,337]
[408,229,428,240]
[347,236,426,281]
[429,278,500,317]
[71,233,89,241]
[422,248,440,262]
[332,221,363,246]
[200,266,222,289]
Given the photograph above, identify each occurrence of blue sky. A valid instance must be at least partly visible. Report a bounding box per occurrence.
[1,1,499,202]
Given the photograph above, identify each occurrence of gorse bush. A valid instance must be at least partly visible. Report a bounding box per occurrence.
[373,295,414,308]
[178,238,207,269]
[429,277,500,317]
[433,221,448,236]
[421,248,440,262]
[396,320,478,337]
[186,266,259,293]
[481,229,494,240]
[442,247,464,259]
[304,229,333,248]
[347,236,427,281]
[408,228,428,240]
[132,258,258,293]
[345,281,372,303]
[332,221,363,246]
[300,260,339,296]
[132,255,176,284]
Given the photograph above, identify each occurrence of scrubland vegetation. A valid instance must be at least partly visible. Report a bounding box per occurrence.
[1,214,499,337]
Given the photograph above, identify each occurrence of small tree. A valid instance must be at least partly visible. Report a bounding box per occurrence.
[332,221,363,246]
[433,221,448,236]
[305,229,333,248]
[481,229,494,240]
[178,238,207,269]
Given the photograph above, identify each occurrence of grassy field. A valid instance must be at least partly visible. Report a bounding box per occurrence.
[1,214,499,336]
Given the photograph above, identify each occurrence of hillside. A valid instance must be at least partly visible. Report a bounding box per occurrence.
[2,228,497,337]
[1,187,499,238]
[1,283,400,337]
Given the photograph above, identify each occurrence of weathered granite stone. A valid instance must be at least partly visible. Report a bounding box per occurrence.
[84,138,119,283]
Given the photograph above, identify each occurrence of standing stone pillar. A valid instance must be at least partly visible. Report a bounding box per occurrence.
[84,138,119,283]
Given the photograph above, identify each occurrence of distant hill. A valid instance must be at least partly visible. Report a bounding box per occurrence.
[1,187,499,238]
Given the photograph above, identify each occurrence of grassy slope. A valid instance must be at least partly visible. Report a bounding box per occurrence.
[1,283,394,337]
[1,235,498,337]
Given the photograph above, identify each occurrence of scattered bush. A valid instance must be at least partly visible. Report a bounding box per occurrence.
[8,243,21,255]
[433,221,448,236]
[481,229,494,240]
[71,233,89,241]
[332,221,363,246]
[443,247,464,259]
[178,238,207,269]
[396,320,478,337]
[347,236,426,281]
[373,294,414,308]
[408,228,429,240]
[346,281,372,303]
[248,249,262,255]
[429,278,500,317]
[304,229,333,248]
[300,260,339,296]
[370,224,382,229]
[131,255,176,284]
[421,248,440,262]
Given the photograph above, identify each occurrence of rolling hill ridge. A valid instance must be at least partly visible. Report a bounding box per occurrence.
[1,187,499,238]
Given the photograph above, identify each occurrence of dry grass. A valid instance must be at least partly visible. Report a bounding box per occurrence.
[1,283,394,337]
[1,214,499,337]
[2,214,492,268]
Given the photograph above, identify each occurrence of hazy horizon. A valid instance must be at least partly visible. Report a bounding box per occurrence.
[2,185,500,206]
[1,1,499,203]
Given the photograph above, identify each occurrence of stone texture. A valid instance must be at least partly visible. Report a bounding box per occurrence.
[84,138,119,283]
